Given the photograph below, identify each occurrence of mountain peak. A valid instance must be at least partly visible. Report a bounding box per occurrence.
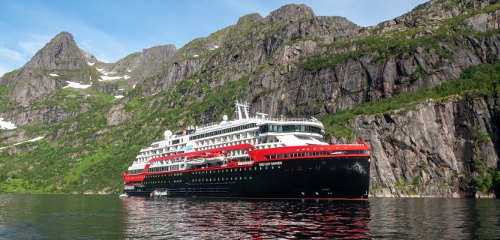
[53,31,74,41]
[24,31,85,70]
[237,13,263,25]
[267,4,315,24]
[0,31,93,105]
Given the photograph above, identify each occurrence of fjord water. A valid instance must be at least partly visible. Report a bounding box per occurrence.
[0,195,499,239]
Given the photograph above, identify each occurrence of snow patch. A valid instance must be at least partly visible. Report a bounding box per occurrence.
[0,136,45,150]
[123,75,131,80]
[114,95,124,99]
[0,118,16,129]
[127,69,132,73]
[118,88,124,91]
[49,73,59,77]
[132,84,136,89]
[87,62,95,66]
[14,136,44,146]
[99,76,122,81]
[63,81,92,89]
[193,54,199,57]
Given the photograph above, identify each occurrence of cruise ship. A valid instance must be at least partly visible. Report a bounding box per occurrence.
[122,102,371,199]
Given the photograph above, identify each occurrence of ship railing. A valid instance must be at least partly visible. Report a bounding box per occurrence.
[265,117,320,123]
[200,122,223,128]
[197,117,320,130]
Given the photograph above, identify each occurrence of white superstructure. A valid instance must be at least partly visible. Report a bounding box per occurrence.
[127,102,327,174]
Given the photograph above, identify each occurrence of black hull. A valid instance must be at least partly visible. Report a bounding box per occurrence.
[125,157,370,199]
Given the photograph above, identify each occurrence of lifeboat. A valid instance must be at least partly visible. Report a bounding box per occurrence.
[186,152,226,166]
[186,155,206,165]
[203,152,226,163]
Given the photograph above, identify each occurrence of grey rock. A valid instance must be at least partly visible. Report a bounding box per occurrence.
[0,32,94,105]
[237,13,263,25]
[106,104,132,126]
[108,44,177,85]
[464,10,500,32]
[352,96,499,197]
[266,4,315,24]
[2,103,91,126]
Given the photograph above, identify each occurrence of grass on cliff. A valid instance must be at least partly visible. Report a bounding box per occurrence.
[473,156,500,194]
[0,75,250,194]
[321,63,500,140]
[303,3,500,71]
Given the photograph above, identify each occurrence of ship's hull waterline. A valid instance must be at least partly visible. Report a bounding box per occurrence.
[125,156,370,199]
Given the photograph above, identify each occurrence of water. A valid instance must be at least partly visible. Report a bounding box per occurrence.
[0,195,499,239]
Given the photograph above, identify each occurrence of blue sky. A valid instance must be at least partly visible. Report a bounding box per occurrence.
[0,0,428,76]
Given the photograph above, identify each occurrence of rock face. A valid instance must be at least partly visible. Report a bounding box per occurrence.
[107,44,177,84]
[139,3,361,96]
[0,32,96,105]
[353,96,499,197]
[106,104,132,126]
[3,104,91,126]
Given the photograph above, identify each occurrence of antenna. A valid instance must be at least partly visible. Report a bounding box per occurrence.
[235,100,250,119]
[236,100,242,120]
[243,101,249,119]
[261,98,265,114]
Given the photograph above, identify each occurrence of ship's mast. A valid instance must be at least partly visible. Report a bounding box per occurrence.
[235,101,250,120]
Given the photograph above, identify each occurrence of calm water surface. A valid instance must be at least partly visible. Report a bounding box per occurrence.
[0,194,498,239]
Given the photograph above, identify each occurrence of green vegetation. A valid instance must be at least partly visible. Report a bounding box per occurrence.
[321,63,500,139]
[303,4,500,71]
[0,85,11,113]
[472,129,491,145]
[473,156,500,193]
[0,75,250,194]
[0,86,8,95]
[475,169,500,193]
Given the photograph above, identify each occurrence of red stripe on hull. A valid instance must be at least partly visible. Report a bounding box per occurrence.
[123,143,370,184]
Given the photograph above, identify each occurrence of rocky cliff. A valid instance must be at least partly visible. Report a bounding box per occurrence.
[0,0,498,196]
[0,32,99,106]
[98,44,177,87]
[354,96,499,197]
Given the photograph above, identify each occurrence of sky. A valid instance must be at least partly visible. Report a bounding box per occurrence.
[0,0,428,77]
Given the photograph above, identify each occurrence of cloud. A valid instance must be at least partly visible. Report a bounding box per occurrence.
[0,47,25,62]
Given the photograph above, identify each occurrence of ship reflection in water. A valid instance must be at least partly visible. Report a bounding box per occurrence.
[120,197,371,239]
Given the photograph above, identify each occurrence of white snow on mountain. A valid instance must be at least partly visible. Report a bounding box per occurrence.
[63,81,92,89]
